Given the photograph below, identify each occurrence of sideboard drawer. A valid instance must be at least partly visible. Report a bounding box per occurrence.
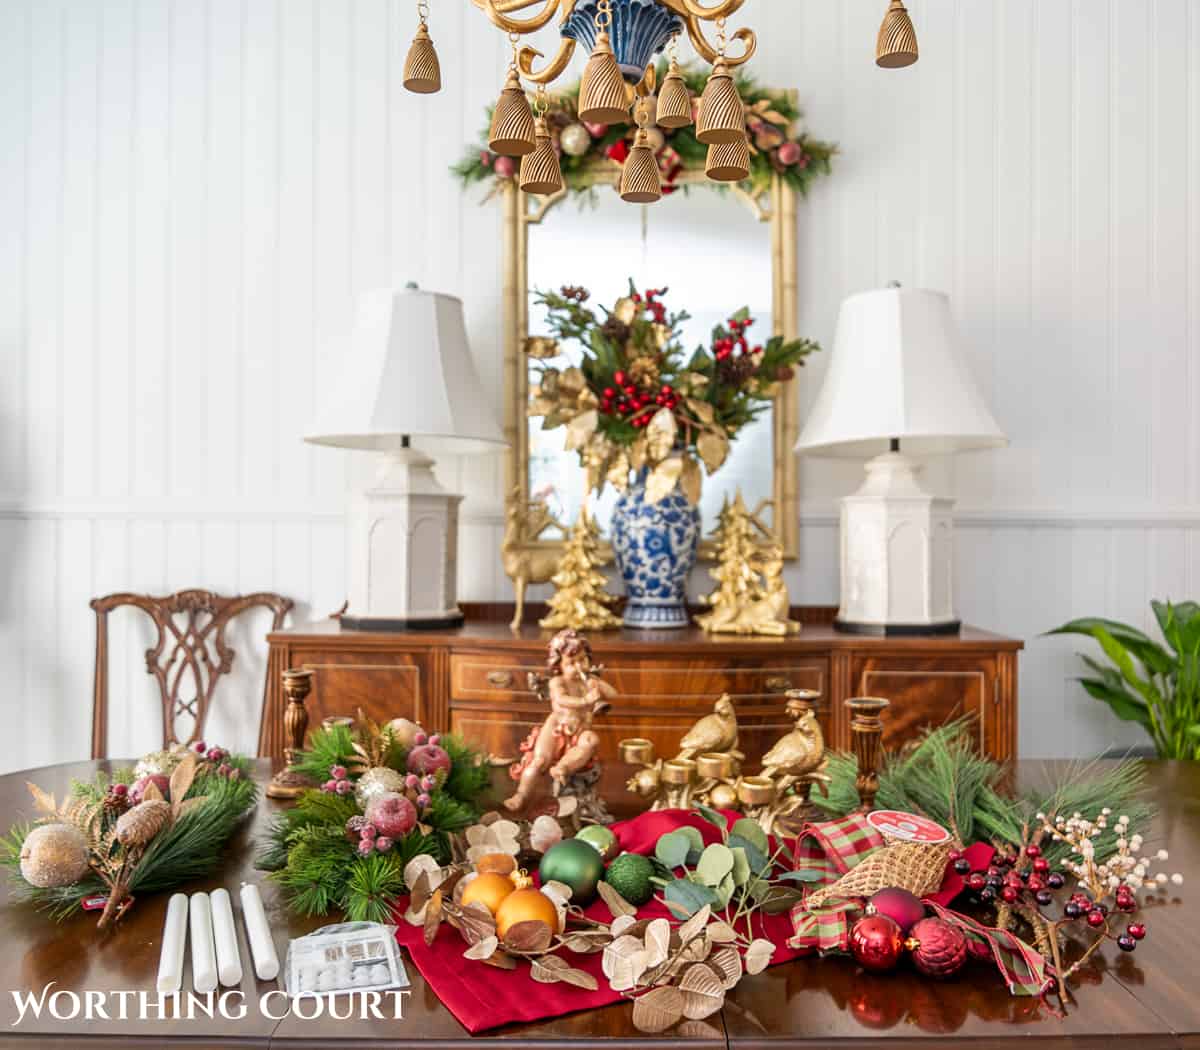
[451,650,828,703]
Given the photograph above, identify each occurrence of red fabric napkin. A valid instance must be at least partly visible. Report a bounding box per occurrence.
[392,809,804,1034]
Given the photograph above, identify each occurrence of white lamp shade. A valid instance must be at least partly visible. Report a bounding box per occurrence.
[305,286,505,455]
[794,287,1007,458]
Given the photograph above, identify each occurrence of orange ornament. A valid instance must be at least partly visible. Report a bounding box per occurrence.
[460,873,516,917]
[495,887,560,939]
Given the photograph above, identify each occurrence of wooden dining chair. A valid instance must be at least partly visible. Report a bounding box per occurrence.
[90,589,293,759]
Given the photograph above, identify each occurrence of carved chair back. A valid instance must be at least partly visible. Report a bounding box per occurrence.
[90,589,293,759]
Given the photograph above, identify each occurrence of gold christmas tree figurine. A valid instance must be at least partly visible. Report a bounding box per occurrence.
[540,506,622,631]
[695,493,800,636]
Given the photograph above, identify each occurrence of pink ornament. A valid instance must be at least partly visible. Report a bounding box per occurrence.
[405,773,420,790]
[479,150,492,167]
[364,792,418,839]
[866,887,926,934]
[330,765,347,781]
[584,120,607,138]
[416,793,432,809]
[357,839,374,856]
[407,743,451,776]
[493,155,516,179]
[192,741,207,754]
[777,141,802,166]
[374,836,394,852]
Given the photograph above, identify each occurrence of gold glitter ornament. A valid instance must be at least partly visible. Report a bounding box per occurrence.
[134,750,185,780]
[354,766,408,808]
[19,823,90,888]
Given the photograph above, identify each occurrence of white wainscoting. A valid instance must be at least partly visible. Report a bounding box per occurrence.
[0,0,1197,772]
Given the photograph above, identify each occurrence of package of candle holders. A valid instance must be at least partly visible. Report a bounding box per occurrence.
[283,922,409,999]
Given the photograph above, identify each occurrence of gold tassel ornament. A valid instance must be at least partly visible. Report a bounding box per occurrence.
[402,21,441,94]
[696,58,746,145]
[876,0,918,68]
[705,137,750,183]
[656,56,692,129]
[620,128,662,204]
[488,69,537,156]
[519,116,563,195]
[578,30,630,125]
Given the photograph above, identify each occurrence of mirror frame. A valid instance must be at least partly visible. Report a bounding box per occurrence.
[500,141,800,563]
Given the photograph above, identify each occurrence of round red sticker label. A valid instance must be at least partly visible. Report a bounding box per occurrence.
[867,810,950,843]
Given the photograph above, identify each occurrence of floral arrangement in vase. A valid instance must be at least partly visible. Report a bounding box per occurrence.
[528,283,818,628]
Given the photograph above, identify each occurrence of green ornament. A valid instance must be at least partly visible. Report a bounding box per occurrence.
[604,852,655,907]
[538,839,605,906]
[575,824,618,860]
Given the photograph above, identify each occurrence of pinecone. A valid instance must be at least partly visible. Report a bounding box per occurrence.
[115,800,172,847]
[560,285,590,303]
[717,354,758,387]
[103,793,132,816]
[601,316,631,346]
[627,355,661,389]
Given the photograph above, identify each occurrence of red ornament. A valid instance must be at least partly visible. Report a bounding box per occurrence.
[866,887,926,934]
[908,917,969,979]
[849,915,906,974]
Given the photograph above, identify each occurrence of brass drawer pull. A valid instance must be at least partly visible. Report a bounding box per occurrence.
[487,669,514,688]
[765,675,791,692]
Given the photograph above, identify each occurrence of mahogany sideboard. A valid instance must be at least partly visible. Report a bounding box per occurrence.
[260,608,1021,797]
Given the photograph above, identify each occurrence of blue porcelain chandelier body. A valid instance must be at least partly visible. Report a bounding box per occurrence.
[562,0,685,83]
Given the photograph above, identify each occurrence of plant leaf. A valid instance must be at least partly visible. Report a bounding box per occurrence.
[565,410,598,452]
[664,879,717,918]
[168,753,198,819]
[644,917,671,969]
[645,408,677,462]
[26,783,59,816]
[679,456,702,505]
[744,938,775,975]
[141,780,165,803]
[677,903,712,945]
[597,879,636,919]
[729,818,769,854]
[686,398,714,424]
[710,946,743,989]
[679,962,725,1019]
[423,889,444,947]
[632,985,684,1033]
[455,901,496,946]
[655,830,691,870]
[706,920,738,943]
[693,804,726,829]
[697,430,729,473]
[464,936,498,961]
[646,457,683,504]
[696,843,735,886]
[502,919,554,953]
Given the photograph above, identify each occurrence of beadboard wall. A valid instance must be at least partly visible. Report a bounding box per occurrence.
[0,0,1197,773]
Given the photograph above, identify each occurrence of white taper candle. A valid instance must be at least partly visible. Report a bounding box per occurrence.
[189,891,218,994]
[209,887,243,987]
[239,882,280,981]
[156,892,189,993]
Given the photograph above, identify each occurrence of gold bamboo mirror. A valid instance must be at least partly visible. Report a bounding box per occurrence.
[501,160,800,568]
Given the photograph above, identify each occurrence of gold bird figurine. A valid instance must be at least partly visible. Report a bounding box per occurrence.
[676,695,741,761]
[761,697,827,782]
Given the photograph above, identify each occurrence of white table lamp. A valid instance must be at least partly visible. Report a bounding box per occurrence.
[306,285,505,630]
[794,285,1006,634]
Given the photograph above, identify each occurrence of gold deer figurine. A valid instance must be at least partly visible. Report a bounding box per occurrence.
[502,489,565,630]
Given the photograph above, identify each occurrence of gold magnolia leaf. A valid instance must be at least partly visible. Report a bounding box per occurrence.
[558,366,587,397]
[613,297,638,324]
[679,962,725,1020]
[645,408,677,462]
[744,938,775,975]
[606,450,630,493]
[480,950,518,970]
[697,430,729,473]
[602,934,644,980]
[679,457,702,505]
[528,396,557,417]
[646,457,683,505]
[464,936,498,961]
[456,902,497,946]
[502,919,554,954]
[410,870,433,912]
[565,409,599,452]
[610,914,639,938]
[168,753,199,821]
[632,985,684,1034]
[524,335,560,359]
[561,930,613,954]
[25,783,59,816]
[608,948,649,992]
[597,880,636,919]
[530,954,569,981]
[644,918,671,970]
[141,780,166,804]
[629,435,648,473]
[710,946,743,990]
[423,889,444,947]
[686,398,715,424]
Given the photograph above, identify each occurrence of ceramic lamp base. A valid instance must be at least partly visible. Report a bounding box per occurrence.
[833,618,961,637]
[342,610,465,632]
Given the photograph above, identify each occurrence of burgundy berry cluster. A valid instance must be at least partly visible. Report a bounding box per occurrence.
[957,843,1065,908]
[190,740,240,779]
[712,314,760,362]
[599,368,679,428]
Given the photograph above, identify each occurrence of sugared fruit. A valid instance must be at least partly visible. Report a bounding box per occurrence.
[130,773,170,803]
[19,824,90,888]
[495,887,560,939]
[461,872,516,917]
[364,792,417,839]
[407,743,451,776]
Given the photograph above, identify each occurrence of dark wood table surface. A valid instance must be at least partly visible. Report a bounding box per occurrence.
[1,759,1197,1049]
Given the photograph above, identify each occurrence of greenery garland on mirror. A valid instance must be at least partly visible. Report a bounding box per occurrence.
[1,745,257,926]
[256,713,491,924]
[453,62,836,202]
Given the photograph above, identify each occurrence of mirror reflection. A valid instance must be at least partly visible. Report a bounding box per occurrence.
[527,186,774,541]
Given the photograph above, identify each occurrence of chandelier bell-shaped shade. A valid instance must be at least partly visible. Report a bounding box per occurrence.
[656,57,693,128]
[402,22,441,94]
[519,117,565,195]
[696,58,746,145]
[876,0,918,68]
[578,31,631,124]
[620,128,662,204]
[488,70,537,156]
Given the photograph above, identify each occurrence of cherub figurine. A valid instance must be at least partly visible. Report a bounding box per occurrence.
[504,628,615,823]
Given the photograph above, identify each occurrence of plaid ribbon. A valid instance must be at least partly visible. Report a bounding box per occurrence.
[787,814,1054,997]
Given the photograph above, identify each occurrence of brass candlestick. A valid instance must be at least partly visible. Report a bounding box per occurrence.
[266,668,317,800]
[846,696,890,811]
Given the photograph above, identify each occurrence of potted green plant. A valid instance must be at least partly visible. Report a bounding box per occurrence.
[1047,600,1200,759]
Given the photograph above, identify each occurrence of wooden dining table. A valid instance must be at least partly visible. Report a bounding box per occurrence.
[0,758,1197,1048]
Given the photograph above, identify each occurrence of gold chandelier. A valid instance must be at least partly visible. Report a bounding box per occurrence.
[401,0,917,200]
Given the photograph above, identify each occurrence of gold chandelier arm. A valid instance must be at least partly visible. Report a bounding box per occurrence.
[675,0,746,21]
[684,14,756,66]
[634,63,657,97]
[517,38,577,84]
[477,0,563,34]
